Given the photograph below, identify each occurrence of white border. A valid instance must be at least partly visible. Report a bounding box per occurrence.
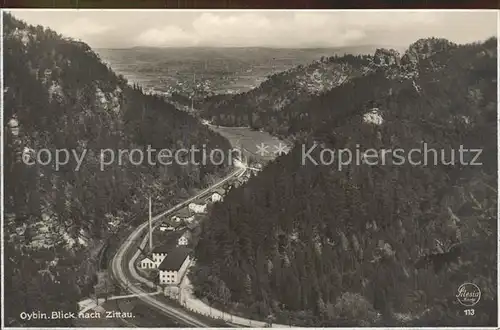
[496,9,500,330]
[1,7,5,330]
[0,7,499,330]
[2,8,500,11]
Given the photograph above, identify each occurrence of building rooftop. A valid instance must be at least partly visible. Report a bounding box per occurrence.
[188,202,207,214]
[213,188,225,195]
[180,231,192,240]
[161,219,185,229]
[191,198,206,205]
[158,247,191,271]
[186,217,203,230]
[174,208,194,218]
[194,214,205,221]
[152,241,176,254]
[152,231,184,253]
[173,222,185,229]
[141,256,154,263]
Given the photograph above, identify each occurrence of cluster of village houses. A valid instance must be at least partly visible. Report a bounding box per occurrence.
[137,168,256,290]
[138,189,226,286]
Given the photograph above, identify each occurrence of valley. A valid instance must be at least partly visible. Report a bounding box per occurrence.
[208,125,287,163]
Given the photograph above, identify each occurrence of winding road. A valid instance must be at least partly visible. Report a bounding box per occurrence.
[110,167,246,327]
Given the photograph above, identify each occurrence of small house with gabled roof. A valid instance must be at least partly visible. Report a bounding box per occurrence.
[139,256,155,269]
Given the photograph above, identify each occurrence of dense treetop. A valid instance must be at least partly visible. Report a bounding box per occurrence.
[3,12,231,326]
[192,36,497,327]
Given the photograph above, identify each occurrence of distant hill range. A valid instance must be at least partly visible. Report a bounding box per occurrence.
[97,45,402,98]
[199,38,484,136]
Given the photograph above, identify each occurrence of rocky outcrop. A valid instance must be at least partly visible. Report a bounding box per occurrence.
[373,48,401,67]
[203,37,470,133]
[401,37,457,67]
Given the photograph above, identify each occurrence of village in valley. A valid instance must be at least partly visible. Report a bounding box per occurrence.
[135,170,251,300]
[74,154,261,327]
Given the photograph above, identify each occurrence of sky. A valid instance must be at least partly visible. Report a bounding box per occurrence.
[7,10,498,49]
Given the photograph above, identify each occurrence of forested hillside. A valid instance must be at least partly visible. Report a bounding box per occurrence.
[191,37,498,326]
[201,38,461,138]
[201,53,371,134]
[3,13,231,326]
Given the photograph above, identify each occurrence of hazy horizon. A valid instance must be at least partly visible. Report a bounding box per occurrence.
[97,44,401,50]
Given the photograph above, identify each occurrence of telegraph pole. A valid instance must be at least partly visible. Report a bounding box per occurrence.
[149,196,153,252]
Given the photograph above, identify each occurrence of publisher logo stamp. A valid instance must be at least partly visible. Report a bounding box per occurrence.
[456,283,481,307]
